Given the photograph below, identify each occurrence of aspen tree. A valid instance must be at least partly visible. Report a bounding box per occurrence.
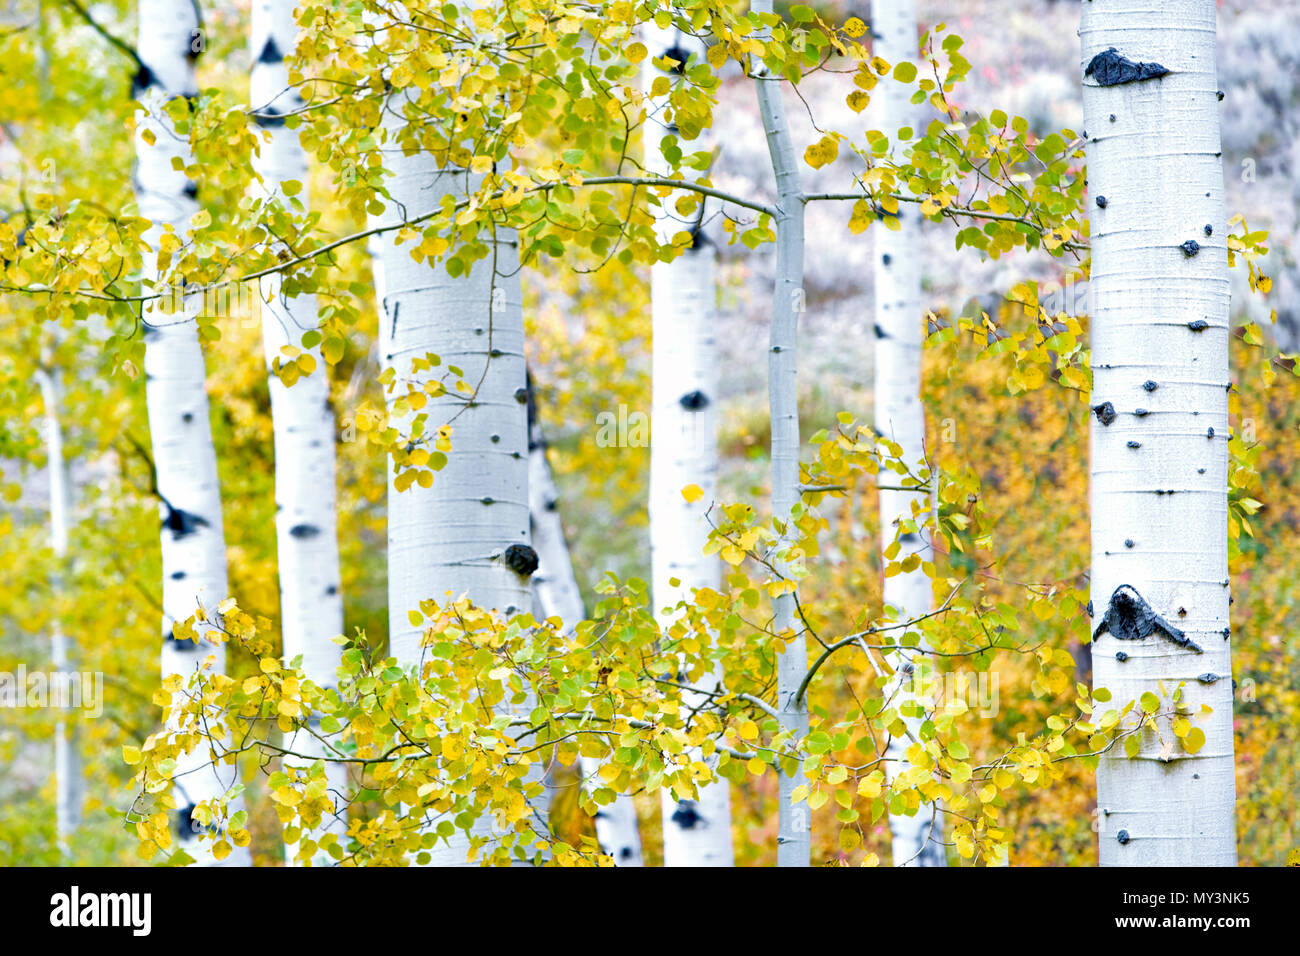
[1082,0,1237,866]
[752,0,809,867]
[34,366,81,856]
[644,20,733,868]
[370,74,540,862]
[135,0,250,865]
[872,0,947,867]
[250,0,347,864]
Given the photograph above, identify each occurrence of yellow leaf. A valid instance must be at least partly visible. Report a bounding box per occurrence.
[803,135,839,170]
[681,483,703,503]
[857,773,883,798]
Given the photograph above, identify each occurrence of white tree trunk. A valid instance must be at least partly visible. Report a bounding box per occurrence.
[871,0,946,868]
[751,0,810,868]
[1082,0,1237,866]
[136,0,249,866]
[372,100,541,863]
[250,0,347,865]
[526,377,645,866]
[643,22,734,868]
[34,367,82,857]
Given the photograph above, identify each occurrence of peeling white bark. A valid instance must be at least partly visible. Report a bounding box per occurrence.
[871,0,946,868]
[372,97,540,863]
[526,379,644,866]
[643,21,734,868]
[34,368,81,857]
[751,0,810,868]
[1082,0,1237,866]
[250,0,347,865]
[136,0,249,866]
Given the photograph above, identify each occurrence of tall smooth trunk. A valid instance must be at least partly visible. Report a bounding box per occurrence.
[373,99,540,863]
[35,367,81,856]
[1082,0,1237,865]
[136,0,249,866]
[752,0,809,867]
[526,377,644,866]
[871,0,946,867]
[644,22,734,868]
[250,0,347,864]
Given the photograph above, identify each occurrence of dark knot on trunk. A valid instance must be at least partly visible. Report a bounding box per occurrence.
[1092,585,1203,653]
[504,543,539,577]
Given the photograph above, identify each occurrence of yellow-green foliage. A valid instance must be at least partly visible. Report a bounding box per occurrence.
[0,0,1291,867]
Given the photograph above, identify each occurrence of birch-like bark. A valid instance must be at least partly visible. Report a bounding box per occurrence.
[34,367,81,856]
[1082,0,1237,866]
[752,0,809,867]
[136,0,249,866]
[526,376,645,866]
[643,21,734,868]
[372,97,541,863]
[250,0,347,865]
[871,0,946,868]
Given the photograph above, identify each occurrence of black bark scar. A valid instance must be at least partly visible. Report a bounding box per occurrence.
[1092,585,1203,653]
[679,390,710,410]
[504,543,539,577]
[670,799,703,830]
[163,503,209,540]
[1084,48,1170,86]
[257,36,282,64]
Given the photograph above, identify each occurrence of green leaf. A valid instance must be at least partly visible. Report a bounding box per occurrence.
[804,731,833,755]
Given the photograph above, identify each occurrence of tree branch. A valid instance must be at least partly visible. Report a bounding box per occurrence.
[794,586,961,705]
[59,0,146,75]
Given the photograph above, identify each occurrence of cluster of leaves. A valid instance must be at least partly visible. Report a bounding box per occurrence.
[123,405,1222,865]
